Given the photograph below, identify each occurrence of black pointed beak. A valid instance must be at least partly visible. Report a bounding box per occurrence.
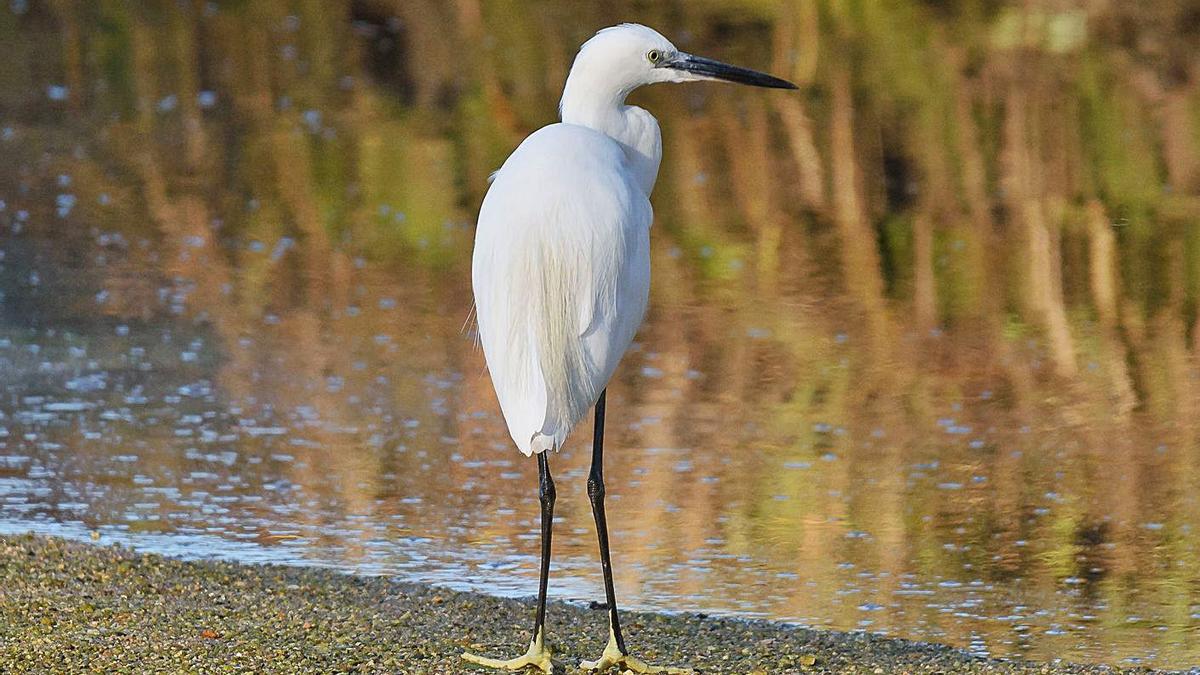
[660,53,798,90]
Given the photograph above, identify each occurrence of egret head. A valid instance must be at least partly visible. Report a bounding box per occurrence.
[566,23,797,100]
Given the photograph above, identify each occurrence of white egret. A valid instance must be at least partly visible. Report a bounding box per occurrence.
[464,23,795,673]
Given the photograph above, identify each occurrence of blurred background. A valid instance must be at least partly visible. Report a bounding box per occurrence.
[1,0,1199,668]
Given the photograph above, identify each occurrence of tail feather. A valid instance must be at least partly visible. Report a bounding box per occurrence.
[529,433,556,455]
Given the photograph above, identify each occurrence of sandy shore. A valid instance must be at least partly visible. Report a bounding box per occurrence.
[0,534,1149,673]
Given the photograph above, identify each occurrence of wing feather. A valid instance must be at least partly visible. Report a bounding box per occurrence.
[472,124,651,455]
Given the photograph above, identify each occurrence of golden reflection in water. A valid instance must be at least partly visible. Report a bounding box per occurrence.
[0,0,1198,668]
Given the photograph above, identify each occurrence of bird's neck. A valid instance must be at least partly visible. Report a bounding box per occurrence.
[559,65,630,128]
[560,75,661,196]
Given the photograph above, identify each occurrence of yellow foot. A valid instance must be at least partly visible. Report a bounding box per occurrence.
[462,629,555,673]
[579,630,692,674]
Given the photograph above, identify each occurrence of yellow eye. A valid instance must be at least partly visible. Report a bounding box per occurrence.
[647,49,661,64]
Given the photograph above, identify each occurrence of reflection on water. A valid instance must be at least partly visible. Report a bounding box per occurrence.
[1,0,1199,669]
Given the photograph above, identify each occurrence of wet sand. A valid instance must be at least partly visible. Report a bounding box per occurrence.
[0,534,1150,673]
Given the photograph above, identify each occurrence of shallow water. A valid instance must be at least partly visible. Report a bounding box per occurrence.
[2,1,1200,670]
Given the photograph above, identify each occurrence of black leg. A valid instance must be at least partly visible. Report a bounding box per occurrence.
[587,389,627,654]
[461,452,557,671]
[461,452,556,671]
[533,450,556,639]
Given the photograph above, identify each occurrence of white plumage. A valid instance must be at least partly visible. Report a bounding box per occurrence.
[471,25,677,456]
[471,23,796,460]
[472,124,652,455]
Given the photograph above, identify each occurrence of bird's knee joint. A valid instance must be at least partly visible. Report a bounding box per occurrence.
[539,481,557,507]
[586,475,605,502]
